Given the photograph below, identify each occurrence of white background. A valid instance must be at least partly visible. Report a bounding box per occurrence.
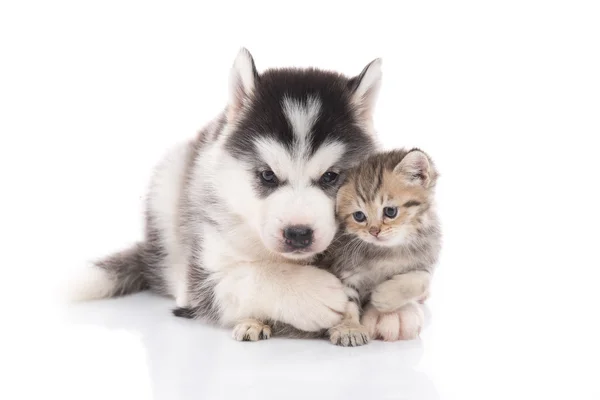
[1,1,599,399]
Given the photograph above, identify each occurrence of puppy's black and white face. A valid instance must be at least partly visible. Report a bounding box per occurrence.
[217,49,381,260]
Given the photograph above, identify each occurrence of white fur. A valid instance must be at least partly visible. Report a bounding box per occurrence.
[65,263,115,302]
[214,261,347,331]
[222,136,346,258]
[261,185,336,256]
[254,137,346,183]
[353,58,382,101]
[147,141,193,306]
[204,150,266,241]
[282,96,321,149]
[184,136,348,331]
[228,48,256,110]
[195,213,348,331]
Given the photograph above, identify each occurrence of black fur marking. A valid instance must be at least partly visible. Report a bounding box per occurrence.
[224,67,376,199]
[372,165,383,195]
[253,175,289,199]
[172,307,195,319]
[352,157,387,203]
[403,200,422,207]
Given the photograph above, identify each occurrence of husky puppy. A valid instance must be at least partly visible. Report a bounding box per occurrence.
[69,49,382,341]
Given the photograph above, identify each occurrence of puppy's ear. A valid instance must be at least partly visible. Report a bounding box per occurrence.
[394,150,434,188]
[348,58,382,121]
[228,48,259,121]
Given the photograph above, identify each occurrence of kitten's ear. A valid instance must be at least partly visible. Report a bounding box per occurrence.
[348,58,382,121]
[394,150,433,187]
[228,48,259,121]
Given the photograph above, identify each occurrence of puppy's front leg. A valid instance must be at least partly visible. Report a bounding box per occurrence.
[231,318,272,341]
[215,262,348,339]
[370,270,431,313]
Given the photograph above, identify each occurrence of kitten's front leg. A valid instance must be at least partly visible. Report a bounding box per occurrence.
[370,270,431,313]
[328,287,370,347]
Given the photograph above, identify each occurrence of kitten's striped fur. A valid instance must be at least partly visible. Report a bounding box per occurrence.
[320,148,441,344]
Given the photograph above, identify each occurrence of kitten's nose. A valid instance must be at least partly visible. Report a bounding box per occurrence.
[369,227,381,237]
[283,225,314,249]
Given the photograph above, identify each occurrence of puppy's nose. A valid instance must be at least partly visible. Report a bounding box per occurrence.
[369,227,381,237]
[283,225,314,249]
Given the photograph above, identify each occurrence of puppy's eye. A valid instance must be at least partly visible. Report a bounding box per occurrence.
[353,211,367,222]
[260,170,278,186]
[383,207,398,218]
[319,171,339,185]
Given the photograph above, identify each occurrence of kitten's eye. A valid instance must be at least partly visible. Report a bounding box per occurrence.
[260,170,278,186]
[353,211,367,222]
[383,207,398,218]
[319,171,339,185]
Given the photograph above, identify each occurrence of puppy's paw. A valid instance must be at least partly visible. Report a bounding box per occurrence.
[232,319,272,342]
[329,322,370,347]
[361,302,424,341]
[285,267,347,332]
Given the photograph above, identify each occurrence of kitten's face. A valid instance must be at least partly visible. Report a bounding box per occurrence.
[336,150,436,248]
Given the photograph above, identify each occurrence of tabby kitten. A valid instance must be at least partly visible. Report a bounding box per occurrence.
[323,148,441,346]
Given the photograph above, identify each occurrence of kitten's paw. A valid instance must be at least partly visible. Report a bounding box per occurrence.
[417,289,430,304]
[329,322,370,347]
[377,312,402,341]
[370,279,410,313]
[396,303,424,340]
[232,319,272,342]
[370,271,431,312]
[360,305,380,339]
[361,302,424,341]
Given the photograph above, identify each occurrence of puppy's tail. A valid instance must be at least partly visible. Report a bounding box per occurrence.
[172,306,196,319]
[65,243,149,302]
